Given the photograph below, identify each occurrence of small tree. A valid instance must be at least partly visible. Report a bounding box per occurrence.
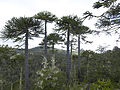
[41,33,64,54]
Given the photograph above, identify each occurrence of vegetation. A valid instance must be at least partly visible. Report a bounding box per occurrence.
[1,45,120,90]
[0,0,120,89]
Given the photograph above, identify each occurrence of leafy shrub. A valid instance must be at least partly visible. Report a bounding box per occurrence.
[91,78,114,90]
[35,56,66,90]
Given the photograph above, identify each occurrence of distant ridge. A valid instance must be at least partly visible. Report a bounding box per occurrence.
[29,46,43,52]
[29,46,67,55]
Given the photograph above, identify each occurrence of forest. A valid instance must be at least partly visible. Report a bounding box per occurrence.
[0,0,120,90]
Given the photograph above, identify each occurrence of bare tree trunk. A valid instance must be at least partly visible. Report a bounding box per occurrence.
[11,83,13,90]
[69,39,73,90]
[78,35,81,79]
[70,37,73,70]
[86,56,89,81]
[19,67,22,90]
[66,29,70,83]
[25,29,29,90]
[44,21,47,59]
[70,39,73,77]
[52,44,55,54]
[1,82,3,90]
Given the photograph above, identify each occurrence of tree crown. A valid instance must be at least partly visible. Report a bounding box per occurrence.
[34,11,57,23]
[1,17,43,42]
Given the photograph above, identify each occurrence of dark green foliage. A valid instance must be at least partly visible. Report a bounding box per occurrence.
[93,0,118,8]
[56,15,81,33]
[0,45,25,89]
[1,45,120,89]
[34,11,57,23]
[47,33,64,45]
[93,2,103,9]
[41,33,64,54]
[1,17,43,42]
[93,0,120,32]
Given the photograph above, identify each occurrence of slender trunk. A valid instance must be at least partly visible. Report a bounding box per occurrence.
[86,57,89,81]
[11,83,13,90]
[52,44,55,54]
[70,40,73,79]
[44,21,47,59]
[66,29,70,83]
[70,38,73,70]
[11,74,13,90]
[1,81,3,90]
[25,29,29,90]
[78,35,80,79]
[69,39,73,90]
[19,67,22,90]
[73,60,76,81]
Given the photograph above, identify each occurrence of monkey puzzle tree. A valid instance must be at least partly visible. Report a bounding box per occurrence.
[45,33,64,54]
[1,17,43,90]
[34,11,57,59]
[93,0,120,30]
[83,0,120,37]
[55,15,80,84]
[72,18,92,79]
[55,16,71,83]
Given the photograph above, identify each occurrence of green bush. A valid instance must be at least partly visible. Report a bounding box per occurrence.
[91,78,114,90]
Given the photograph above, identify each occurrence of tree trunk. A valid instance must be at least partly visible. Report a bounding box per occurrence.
[78,35,81,79]
[44,21,47,59]
[25,29,29,90]
[1,81,3,90]
[52,44,55,54]
[66,29,70,83]
[86,56,89,81]
[11,83,13,90]
[70,38,73,70]
[70,39,73,90]
[19,67,22,90]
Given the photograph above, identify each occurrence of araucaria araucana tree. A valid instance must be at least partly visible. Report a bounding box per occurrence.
[93,0,120,32]
[46,33,64,54]
[70,16,92,79]
[34,11,57,59]
[55,15,80,83]
[1,17,43,90]
[73,25,92,79]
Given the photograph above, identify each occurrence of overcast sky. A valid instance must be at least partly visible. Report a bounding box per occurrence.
[0,0,119,51]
